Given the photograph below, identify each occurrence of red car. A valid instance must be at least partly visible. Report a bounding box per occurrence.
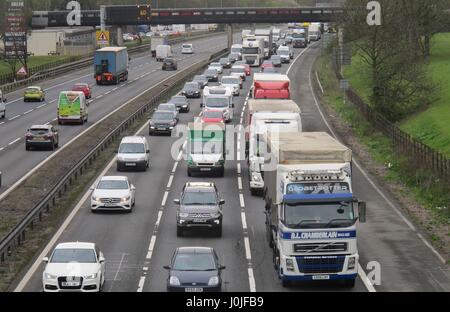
[200,109,225,123]
[72,83,92,99]
[261,61,274,73]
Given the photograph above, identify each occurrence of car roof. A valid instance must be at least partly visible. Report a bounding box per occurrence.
[120,136,146,144]
[159,103,175,107]
[27,86,41,89]
[100,176,128,181]
[222,76,239,80]
[185,181,215,188]
[56,242,95,250]
[177,246,214,254]
[30,124,52,130]
[74,83,88,86]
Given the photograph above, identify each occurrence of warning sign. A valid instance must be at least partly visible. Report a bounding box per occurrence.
[96,31,110,45]
[17,66,28,77]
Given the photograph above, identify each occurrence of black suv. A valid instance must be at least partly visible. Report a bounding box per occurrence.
[162,58,178,70]
[149,110,178,136]
[174,182,225,237]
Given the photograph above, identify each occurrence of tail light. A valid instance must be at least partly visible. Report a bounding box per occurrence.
[44,135,53,140]
[26,134,32,139]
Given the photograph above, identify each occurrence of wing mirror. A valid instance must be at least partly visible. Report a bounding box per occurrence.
[163,265,171,270]
[99,256,105,263]
[3,98,6,103]
[43,257,49,263]
[131,185,136,191]
[358,201,367,223]
[219,265,226,270]
[146,149,150,154]
[219,199,225,205]
[173,199,181,205]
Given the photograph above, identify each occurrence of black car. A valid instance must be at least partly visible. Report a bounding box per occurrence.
[169,95,190,113]
[181,82,201,98]
[219,57,231,69]
[149,110,178,136]
[293,38,307,48]
[162,58,178,70]
[192,75,208,89]
[25,125,59,151]
[164,247,225,292]
[204,69,219,82]
[174,182,224,237]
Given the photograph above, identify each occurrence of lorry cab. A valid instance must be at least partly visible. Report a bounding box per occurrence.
[242,36,265,67]
[202,86,234,123]
[0,90,6,119]
[156,45,173,62]
[57,91,88,125]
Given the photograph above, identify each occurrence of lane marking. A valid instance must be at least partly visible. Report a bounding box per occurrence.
[8,138,20,146]
[161,191,169,207]
[9,115,20,121]
[316,71,325,95]
[23,109,34,115]
[167,175,174,189]
[36,103,47,109]
[241,212,248,230]
[357,263,376,292]
[137,276,146,292]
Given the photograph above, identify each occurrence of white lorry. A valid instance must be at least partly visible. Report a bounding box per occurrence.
[245,100,302,195]
[309,23,321,41]
[202,86,234,123]
[242,36,265,67]
[156,45,173,62]
[254,28,273,59]
[263,132,366,288]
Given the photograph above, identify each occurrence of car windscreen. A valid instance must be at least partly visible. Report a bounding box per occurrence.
[29,128,49,135]
[50,248,97,263]
[118,143,145,154]
[185,83,199,90]
[278,50,289,55]
[158,104,175,111]
[26,88,40,92]
[231,67,245,73]
[97,180,129,190]
[182,44,191,48]
[182,190,217,205]
[205,97,228,108]
[153,112,174,120]
[221,78,239,85]
[172,253,216,271]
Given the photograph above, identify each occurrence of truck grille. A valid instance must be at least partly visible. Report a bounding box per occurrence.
[294,242,347,253]
[100,198,121,204]
[296,256,345,274]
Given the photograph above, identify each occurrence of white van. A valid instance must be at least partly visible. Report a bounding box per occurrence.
[57,91,88,125]
[117,136,150,171]
[202,86,234,122]
[0,90,6,119]
[156,45,173,62]
[181,43,194,54]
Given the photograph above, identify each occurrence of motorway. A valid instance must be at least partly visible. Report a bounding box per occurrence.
[0,32,237,197]
[14,38,450,292]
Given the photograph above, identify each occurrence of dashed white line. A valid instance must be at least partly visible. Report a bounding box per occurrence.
[161,191,169,207]
[9,115,20,121]
[137,277,146,292]
[241,212,248,230]
[167,175,174,189]
[36,103,47,109]
[172,162,179,173]
[238,177,243,190]
[8,138,20,146]
[237,163,241,174]
[239,194,245,208]
[0,147,5,151]
[0,122,5,126]
[23,109,34,115]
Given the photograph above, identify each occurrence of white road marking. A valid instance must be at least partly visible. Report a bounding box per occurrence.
[172,162,178,173]
[146,236,157,260]
[49,99,56,104]
[23,109,34,115]
[241,212,247,230]
[161,191,169,207]
[357,263,376,292]
[9,115,20,121]
[0,122,5,125]
[113,253,126,281]
[316,71,325,95]
[248,268,256,292]
[238,177,243,190]
[155,211,163,227]
[137,276,146,292]
[237,163,241,174]
[8,138,20,146]
[239,194,245,208]
[0,147,5,151]
[167,175,174,189]
[36,103,47,109]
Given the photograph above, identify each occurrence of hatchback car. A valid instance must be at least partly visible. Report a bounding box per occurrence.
[208,62,223,74]
[42,242,105,292]
[204,68,219,82]
[149,110,178,136]
[234,62,251,76]
[230,65,246,81]
[24,86,45,102]
[25,125,59,151]
[91,176,136,212]
[219,57,231,69]
[220,76,241,95]
[164,247,225,292]
[181,43,194,54]
[169,95,190,113]
[162,58,178,70]
[270,55,282,67]
[192,75,208,89]
[116,136,150,171]
[72,83,92,99]
[174,182,225,237]
[261,60,274,72]
[200,109,225,123]
[181,82,201,98]
[158,103,179,121]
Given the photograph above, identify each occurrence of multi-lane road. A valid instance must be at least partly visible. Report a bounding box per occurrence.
[9,35,450,292]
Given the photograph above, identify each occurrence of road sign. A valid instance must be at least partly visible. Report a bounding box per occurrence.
[17,66,28,77]
[96,30,110,45]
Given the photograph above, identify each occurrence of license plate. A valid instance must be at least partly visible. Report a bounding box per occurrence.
[125,163,136,167]
[312,275,330,280]
[158,128,167,131]
[62,282,80,287]
[104,203,116,207]
[200,168,212,172]
[193,219,207,223]
[185,288,203,292]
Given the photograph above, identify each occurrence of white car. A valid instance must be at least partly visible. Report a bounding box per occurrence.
[91,176,136,212]
[0,90,6,118]
[42,242,105,292]
[181,43,194,54]
[230,65,246,82]
[208,62,223,74]
[220,76,241,96]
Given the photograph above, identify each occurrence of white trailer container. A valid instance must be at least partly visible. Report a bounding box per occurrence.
[254,28,273,59]
[263,132,366,288]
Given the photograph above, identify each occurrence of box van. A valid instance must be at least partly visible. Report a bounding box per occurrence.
[202,86,234,123]
[117,136,150,171]
[0,90,6,119]
[156,45,173,62]
[57,91,88,125]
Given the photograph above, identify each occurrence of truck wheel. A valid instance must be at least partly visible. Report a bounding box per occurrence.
[343,279,356,288]
[177,227,183,237]
[218,167,225,177]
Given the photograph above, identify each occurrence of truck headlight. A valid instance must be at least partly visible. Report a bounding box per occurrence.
[45,273,57,280]
[286,259,295,271]
[84,273,97,280]
[169,276,180,286]
[208,276,219,286]
[347,257,356,270]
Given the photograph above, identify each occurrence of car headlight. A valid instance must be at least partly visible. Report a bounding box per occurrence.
[121,196,131,202]
[179,212,189,218]
[84,273,98,280]
[45,273,58,280]
[208,276,219,286]
[182,105,188,108]
[169,276,180,286]
[348,257,356,270]
[286,259,295,271]
[92,196,101,202]
[252,174,261,182]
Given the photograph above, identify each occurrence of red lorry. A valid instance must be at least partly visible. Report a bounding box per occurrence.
[252,73,291,99]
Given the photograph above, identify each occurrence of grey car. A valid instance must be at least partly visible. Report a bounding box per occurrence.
[169,95,190,113]
[149,110,178,136]
[192,75,208,89]
[204,68,219,82]
[158,103,179,121]
[181,82,201,98]
[219,57,231,69]
[174,182,225,237]
[270,55,282,67]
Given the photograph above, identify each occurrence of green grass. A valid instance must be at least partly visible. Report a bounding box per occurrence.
[400,33,450,157]
[342,53,373,104]
[0,56,72,77]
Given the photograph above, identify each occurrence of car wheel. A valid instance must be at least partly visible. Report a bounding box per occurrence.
[25,145,30,151]
[215,226,222,238]
[177,226,183,237]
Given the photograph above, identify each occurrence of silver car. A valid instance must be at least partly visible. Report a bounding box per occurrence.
[90,176,136,212]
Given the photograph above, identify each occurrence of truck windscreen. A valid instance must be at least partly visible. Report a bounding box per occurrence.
[243,47,259,54]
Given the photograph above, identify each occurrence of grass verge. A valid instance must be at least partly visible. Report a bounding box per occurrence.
[315,52,450,261]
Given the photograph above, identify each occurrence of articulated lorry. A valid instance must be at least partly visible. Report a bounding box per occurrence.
[252,73,291,99]
[242,36,265,67]
[187,122,226,177]
[245,100,302,195]
[264,132,366,288]
[254,28,273,59]
[94,47,129,85]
